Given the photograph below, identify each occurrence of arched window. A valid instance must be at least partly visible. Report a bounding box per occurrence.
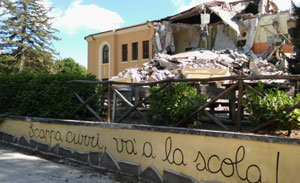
[102,45,109,64]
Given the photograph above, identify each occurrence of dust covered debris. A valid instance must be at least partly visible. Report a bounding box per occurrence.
[111,49,290,83]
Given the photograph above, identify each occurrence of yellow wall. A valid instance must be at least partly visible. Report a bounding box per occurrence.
[86,24,154,80]
[1,119,300,183]
[116,26,154,74]
[173,27,200,53]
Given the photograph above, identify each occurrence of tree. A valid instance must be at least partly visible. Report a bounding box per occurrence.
[54,58,87,75]
[0,0,59,72]
[288,3,300,74]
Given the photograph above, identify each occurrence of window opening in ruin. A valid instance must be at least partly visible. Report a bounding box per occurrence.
[132,42,138,60]
[143,40,149,59]
[122,44,128,62]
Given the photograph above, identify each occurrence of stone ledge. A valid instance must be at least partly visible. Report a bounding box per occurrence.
[163,169,197,183]
[13,136,19,144]
[100,151,120,171]
[0,131,3,141]
[89,151,101,166]
[119,161,141,176]
[37,142,50,153]
[73,151,89,163]
[58,147,73,158]
[30,139,39,149]
[19,136,30,147]
[140,166,163,183]
[3,132,14,143]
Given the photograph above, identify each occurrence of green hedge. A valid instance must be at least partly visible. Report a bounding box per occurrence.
[244,82,300,132]
[0,72,101,120]
[146,82,208,127]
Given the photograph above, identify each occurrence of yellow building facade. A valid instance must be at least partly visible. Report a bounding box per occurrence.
[85,22,154,80]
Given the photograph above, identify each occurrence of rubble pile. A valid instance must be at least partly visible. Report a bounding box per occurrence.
[111,49,289,83]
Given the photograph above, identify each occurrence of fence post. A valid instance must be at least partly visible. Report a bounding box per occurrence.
[107,83,111,123]
[236,80,244,131]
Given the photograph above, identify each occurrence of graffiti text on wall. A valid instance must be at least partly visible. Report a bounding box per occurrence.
[28,124,281,183]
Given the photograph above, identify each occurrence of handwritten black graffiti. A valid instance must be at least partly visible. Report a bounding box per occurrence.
[142,142,156,159]
[193,146,264,183]
[113,138,138,155]
[29,124,63,144]
[66,131,104,150]
[162,137,187,166]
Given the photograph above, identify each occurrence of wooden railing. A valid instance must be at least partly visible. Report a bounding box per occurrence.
[69,75,300,132]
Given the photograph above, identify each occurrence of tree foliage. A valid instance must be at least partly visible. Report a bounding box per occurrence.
[244,82,300,132]
[146,82,208,127]
[53,58,87,75]
[0,0,59,72]
[288,3,300,74]
[0,72,101,120]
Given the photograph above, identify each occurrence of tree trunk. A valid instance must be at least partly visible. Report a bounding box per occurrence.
[18,55,25,73]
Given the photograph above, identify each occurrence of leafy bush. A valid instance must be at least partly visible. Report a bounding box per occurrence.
[146,82,208,126]
[0,72,101,120]
[243,82,300,131]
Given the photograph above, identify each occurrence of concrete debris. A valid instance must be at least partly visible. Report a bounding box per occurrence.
[153,22,176,54]
[111,49,290,83]
[213,24,237,50]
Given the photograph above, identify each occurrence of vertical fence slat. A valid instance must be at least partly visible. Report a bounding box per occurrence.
[236,80,244,131]
[107,84,111,123]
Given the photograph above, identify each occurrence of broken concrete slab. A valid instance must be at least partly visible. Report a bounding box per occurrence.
[111,47,290,84]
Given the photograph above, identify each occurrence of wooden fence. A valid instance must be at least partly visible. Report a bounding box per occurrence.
[69,75,300,132]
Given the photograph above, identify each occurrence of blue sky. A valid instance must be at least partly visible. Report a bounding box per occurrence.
[46,0,300,68]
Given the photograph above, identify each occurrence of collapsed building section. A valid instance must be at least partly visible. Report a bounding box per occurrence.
[85,0,296,82]
[111,0,296,83]
[153,0,294,56]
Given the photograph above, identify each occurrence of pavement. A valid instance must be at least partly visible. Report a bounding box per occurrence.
[0,144,141,183]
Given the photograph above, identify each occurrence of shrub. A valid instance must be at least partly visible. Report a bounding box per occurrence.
[146,82,208,126]
[0,72,101,120]
[243,82,300,131]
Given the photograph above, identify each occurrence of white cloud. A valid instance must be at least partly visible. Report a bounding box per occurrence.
[293,0,300,5]
[40,0,52,9]
[173,0,293,12]
[273,0,291,10]
[174,0,210,12]
[53,0,124,35]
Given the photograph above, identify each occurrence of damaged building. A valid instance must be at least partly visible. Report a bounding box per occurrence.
[85,0,295,81]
